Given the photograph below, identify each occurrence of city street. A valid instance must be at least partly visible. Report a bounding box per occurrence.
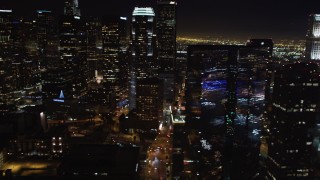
[141,105,173,179]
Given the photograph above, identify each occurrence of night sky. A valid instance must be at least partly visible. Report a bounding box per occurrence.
[1,0,320,40]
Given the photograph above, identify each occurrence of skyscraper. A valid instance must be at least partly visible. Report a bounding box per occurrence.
[0,9,14,105]
[306,14,320,61]
[36,10,56,70]
[157,0,177,103]
[64,0,81,17]
[86,16,101,81]
[100,17,129,105]
[0,9,13,58]
[136,77,163,129]
[186,45,238,178]
[186,43,274,178]
[59,0,87,99]
[118,17,130,106]
[267,63,320,179]
[129,7,157,109]
[157,0,176,73]
[101,17,121,98]
[186,45,238,127]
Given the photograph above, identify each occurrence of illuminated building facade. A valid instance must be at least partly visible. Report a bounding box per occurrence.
[186,45,238,178]
[186,45,238,128]
[101,17,121,100]
[240,39,273,137]
[36,10,56,70]
[136,78,163,129]
[129,7,157,109]
[1,14,42,107]
[0,9,14,105]
[306,14,320,61]
[118,16,130,106]
[86,16,101,81]
[186,43,274,178]
[59,0,87,99]
[267,63,320,179]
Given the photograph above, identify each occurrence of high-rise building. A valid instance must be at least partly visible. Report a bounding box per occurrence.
[101,17,121,93]
[0,9,14,105]
[157,0,176,73]
[4,16,42,107]
[241,39,273,137]
[267,63,320,179]
[186,43,274,178]
[59,0,87,99]
[306,14,320,61]
[186,45,238,127]
[186,45,238,178]
[64,0,81,17]
[118,16,130,106]
[86,16,101,81]
[136,78,163,129]
[157,0,177,103]
[0,9,13,59]
[100,17,129,105]
[129,7,157,109]
[36,10,56,70]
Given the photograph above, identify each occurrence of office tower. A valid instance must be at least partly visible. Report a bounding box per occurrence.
[36,10,56,70]
[86,17,101,81]
[10,17,28,91]
[186,45,238,178]
[186,45,238,124]
[6,17,41,107]
[157,0,177,73]
[267,63,320,179]
[0,9,13,59]
[186,43,274,178]
[101,16,129,105]
[306,14,320,61]
[175,49,187,108]
[100,17,121,101]
[157,0,177,103]
[234,39,274,178]
[0,9,14,105]
[129,7,157,109]
[23,18,38,59]
[59,0,87,99]
[118,17,130,106]
[239,39,273,138]
[64,0,81,17]
[136,78,163,129]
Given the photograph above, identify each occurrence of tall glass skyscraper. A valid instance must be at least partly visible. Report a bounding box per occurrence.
[129,7,157,109]
[36,10,56,70]
[306,14,320,61]
[157,0,177,103]
[59,0,87,99]
[157,0,177,73]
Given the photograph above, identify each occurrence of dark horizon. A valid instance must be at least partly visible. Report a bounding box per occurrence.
[1,0,319,41]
